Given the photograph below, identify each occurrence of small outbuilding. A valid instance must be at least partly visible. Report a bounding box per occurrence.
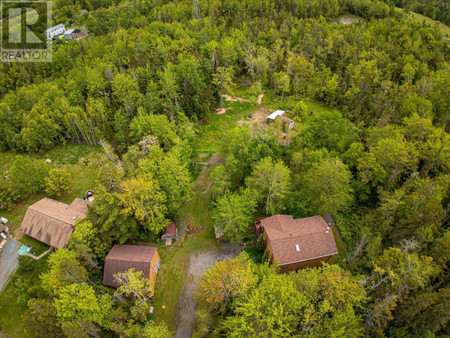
[267,110,294,129]
[161,220,177,245]
[19,197,88,248]
[103,245,160,295]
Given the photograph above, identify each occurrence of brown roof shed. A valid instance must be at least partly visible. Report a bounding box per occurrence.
[19,197,88,248]
[103,245,158,288]
[262,215,338,266]
[161,220,177,239]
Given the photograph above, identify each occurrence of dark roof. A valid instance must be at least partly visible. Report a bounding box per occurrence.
[0,224,5,233]
[103,245,158,288]
[276,115,294,124]
[19,198,88,248]
[161,220,177,239]
[262,215,338,265]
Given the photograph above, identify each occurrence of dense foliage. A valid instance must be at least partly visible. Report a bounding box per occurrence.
[1,0,449,336]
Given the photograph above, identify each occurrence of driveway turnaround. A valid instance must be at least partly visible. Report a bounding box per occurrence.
[0,239,21,292]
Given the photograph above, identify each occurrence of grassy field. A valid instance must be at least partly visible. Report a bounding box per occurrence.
[0,257,49,337]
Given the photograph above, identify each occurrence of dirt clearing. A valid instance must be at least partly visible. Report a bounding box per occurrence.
[244,107,270,125]
[257,91,264,104]
[215,107,231,115]
[221,94,250,102]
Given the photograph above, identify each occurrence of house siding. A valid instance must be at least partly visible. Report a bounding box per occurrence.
[278,256,331,273]
[149,250,160,296]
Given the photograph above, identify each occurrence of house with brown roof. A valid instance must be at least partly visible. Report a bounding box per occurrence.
[103,245,160,296]
[255,215,338,273]
[20,197,88,248]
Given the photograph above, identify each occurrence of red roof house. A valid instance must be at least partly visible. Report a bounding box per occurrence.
[258,215,338,273]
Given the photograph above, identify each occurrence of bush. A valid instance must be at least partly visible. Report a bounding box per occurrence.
[256,233,265,252]
[44,168,72,197]
[17,255,35,274]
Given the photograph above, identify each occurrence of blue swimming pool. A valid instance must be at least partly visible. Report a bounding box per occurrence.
[17,245,31,255]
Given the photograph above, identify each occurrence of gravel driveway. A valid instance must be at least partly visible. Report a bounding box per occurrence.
[175,243,241,338]
[0,239,21,292]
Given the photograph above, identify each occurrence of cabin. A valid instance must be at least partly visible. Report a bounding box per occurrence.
[19,197,88,248]
[255,215,338,273]
[103,245,160,296]
[161,220,177,245]
[266,110,294,129]
[45,24,66,40]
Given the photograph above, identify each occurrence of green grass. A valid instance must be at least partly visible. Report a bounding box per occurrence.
[0,257,49,338]
[17,235,49,256]
[153,232,217,330]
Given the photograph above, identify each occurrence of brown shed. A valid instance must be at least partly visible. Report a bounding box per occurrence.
[20,197,88,248]
[260,215,338,273]
[103,245,160,295]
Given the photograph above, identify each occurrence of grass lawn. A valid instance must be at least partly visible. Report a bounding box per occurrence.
[0,257,49,337]
[152,231,217,330]
[16,235,49,256]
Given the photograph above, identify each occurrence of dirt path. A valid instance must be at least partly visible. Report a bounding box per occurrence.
[174,243,241,338]
[174,153,239,337]
[221,94,250,102]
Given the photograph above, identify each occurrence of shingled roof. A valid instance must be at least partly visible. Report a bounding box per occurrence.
[103,245,158,288]
[19,197,88,248]
[262,215,338,265]
[161,220,177,239]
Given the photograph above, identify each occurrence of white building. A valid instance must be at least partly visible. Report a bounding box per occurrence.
[267,110,286,120]
[45,24,66,40]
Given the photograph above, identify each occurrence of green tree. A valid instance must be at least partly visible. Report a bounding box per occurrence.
[122,320,173,338]
[195,253,258,314]
[212,190,257,243]
[212,66,234,109]
[24,299,64,338]
[118,173,167,234]
[40,249,88,295]
[44,168,72,197]
[365,247,440,335]
[114,268,154,321]
[155,149,192,217]
[54,283,113,329]
[89,184,139,244]
[302,158,353,215]
[209,164,231,201]
[10,156,49,196]
[246,157,291,215]
[220,273,308,336]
